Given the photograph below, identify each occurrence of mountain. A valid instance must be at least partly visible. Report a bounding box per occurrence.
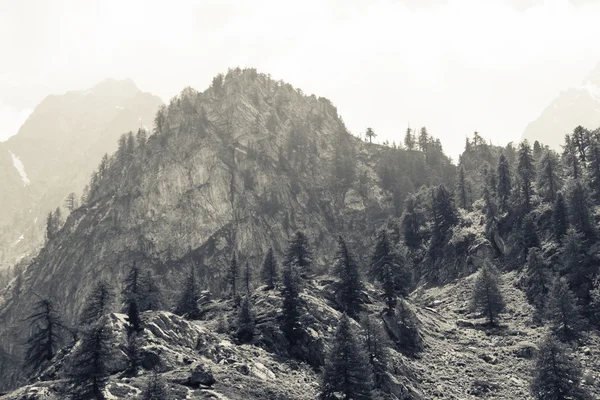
[0,68,455,391]
[522,62,600,149]
[0,79,163,269]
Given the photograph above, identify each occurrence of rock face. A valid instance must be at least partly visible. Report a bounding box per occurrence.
[522,61,600,150]
[0,79,162,270]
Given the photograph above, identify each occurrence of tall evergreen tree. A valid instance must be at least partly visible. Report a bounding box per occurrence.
[227,253,239,299]
[369,229,411,297]
[140,271,163,312]
[80,281,114,327]
[141,370,171,400]
[533,140,543,160]
[361,314,390,391]
[404,127,416,151]
[428,185,457,281]
[382,263,397,315]
[236,296,255,343]
[320,314,373,400]
[333,236,364,319]
[552,192,569,241]
[402,195,424,250]
[122,262,142,333]
[497,154,512,213]
[365,127,376,143]
[562,133,580,180]
[531,334,588,400]
[124,333,141,376]
[471,263,505,325]
[24,299,67,373]
[517,140,536,214]
[284,231,313,277]
[68,323,114,400]
[261,248,278,290]
[586,137,600,204]
[545,277,582,341]
[281,264,302,347]
[565,178,596,241]
[536,149,561,203]
[482,185,498,241]
[393,299,423,356]
[522,248,550,312]
[243,262,252,294]
[456,165,469,210]
[418,127,429,153]
[522,213,540,254]
[174,262,200,319]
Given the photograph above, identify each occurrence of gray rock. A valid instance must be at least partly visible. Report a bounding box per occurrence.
[189,364,216,387]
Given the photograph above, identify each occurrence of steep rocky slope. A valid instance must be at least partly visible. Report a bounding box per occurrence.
[0,79,162,270]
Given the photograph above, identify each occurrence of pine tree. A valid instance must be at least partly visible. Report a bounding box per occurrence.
[382,263,397,314]
[531,334,588,400]
[522,248,550,312]
[497,154,512,213]
[404,127,416,151]
[393,299,423,356]
[563,133,581,180]
[533,140,543,159]
[402,195,424,250]
[24,299,67,373]
[122,262,142,333]
[65,192,78,212]
[517,140,536,214]
[68,323,114,400]
[586,137,600,203]
[243,262,252,294]
[522,213,540,253]
[140,271,163,312]
[261,248,278,290]
[79,281,114,327]
[361,314,390,391]
[536,149,561,203]
[482,185,498,240]
[552,192,568,241]
[175,262,200,319]
[369,229,411,297]
[333,236,364,319]
[428,185,457,281]
[320,314,373,400]
[124,332,141,376]
[284,231,313,277]
[141,370,170,400]
[545,277,582,341]
[471,263,505,325]
[281,264,302,347]
[236,296,255,343]
[565,178,596,241]
[418,127,429,153]
[456,165,469,210]
[365,127,376,143]
[227,253,239,299]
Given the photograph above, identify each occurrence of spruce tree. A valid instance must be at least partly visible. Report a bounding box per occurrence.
[522,213,540,254]
[369,229,411,297]
[456,165,469,210]
[140,271,163,312]
[68,323,114,400]
[261,248,278,290]
[536,149,561,203]
[284,231,313,277]
[382,263,397,314]
[124,333,141,376]
[333,236,364,319]
[470,263,505,325]
[141,370,170,400]
[560,228,594,302]
[563,133,581,180]
[552,192,568,241]
[79,281,114,327]
[545,277,583,341]
[243,261,252,294]
[404,127,416,151]
[531,334,588,400]
[227,253,239,299]
[586,137,600,203]
[393,299,423,356]
[483,185,498,240]
[236,296,255,343]
[361,314,390,391]
[24,299,67,373]
[497,154,512,213]
[428,185,458,281]
[565,178,596,241]
[281,264,302,347]
[517,140,536,214]
[175,262,200,319]
[122,262,142,333]
[402,195,424,250]
[320,314,373,400]
[522,248,550,312]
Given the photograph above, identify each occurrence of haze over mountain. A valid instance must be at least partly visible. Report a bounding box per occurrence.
[522,61,600,149]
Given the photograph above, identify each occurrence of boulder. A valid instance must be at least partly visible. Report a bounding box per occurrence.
[189,364,216,387]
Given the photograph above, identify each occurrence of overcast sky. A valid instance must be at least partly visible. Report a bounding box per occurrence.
[2,0,600,158]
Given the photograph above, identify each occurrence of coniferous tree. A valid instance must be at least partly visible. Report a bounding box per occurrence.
[564,178,596,241]
[361,314,390,391]
[482,185,498,241]
[140,271,163,312]
[418,127,429,153]
[545,277,582,341]
[284,231,313,277]
[369,229,411,297]
[533,140,543,160]
[24,299,67,373]
[552,192,568,241]
[261,248,279,290]
[141,370,170,400]
[382,263,397,315]
[122,262,142,333]
[68,323,114,400]
[536,149,561,203]
[365,127,376,143]
[497,154,512,213]
[563,133,581,180]
[456,165,469,210]
[586,137,600,203]
[522,213,540,254]
[236,296,255,343]
[390,299,423,356]
[402,195,424,250]
[281,264,302,347]
[320,314,373,400]
[80,281,114,327]
[471,263,505,325]
[428,185,457,281]
[124,333,141,376]
[227,253,239,299]
[65,192,78,212]
[175,262,200,319]
[590,277,600,327]
[404,127,416,151]
[531,334,588,400]
[522,248,550,312]
[517,140,536,214]
[333,236,364,319]
[243,261,252,294]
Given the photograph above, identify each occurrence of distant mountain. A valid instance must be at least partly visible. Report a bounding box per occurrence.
[522,62,600,149]
[0,79,162,267]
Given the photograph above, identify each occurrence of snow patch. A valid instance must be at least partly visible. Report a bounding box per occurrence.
[8,150,30,186]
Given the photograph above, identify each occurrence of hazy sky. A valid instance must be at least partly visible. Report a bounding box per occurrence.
[2,0,600,158]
